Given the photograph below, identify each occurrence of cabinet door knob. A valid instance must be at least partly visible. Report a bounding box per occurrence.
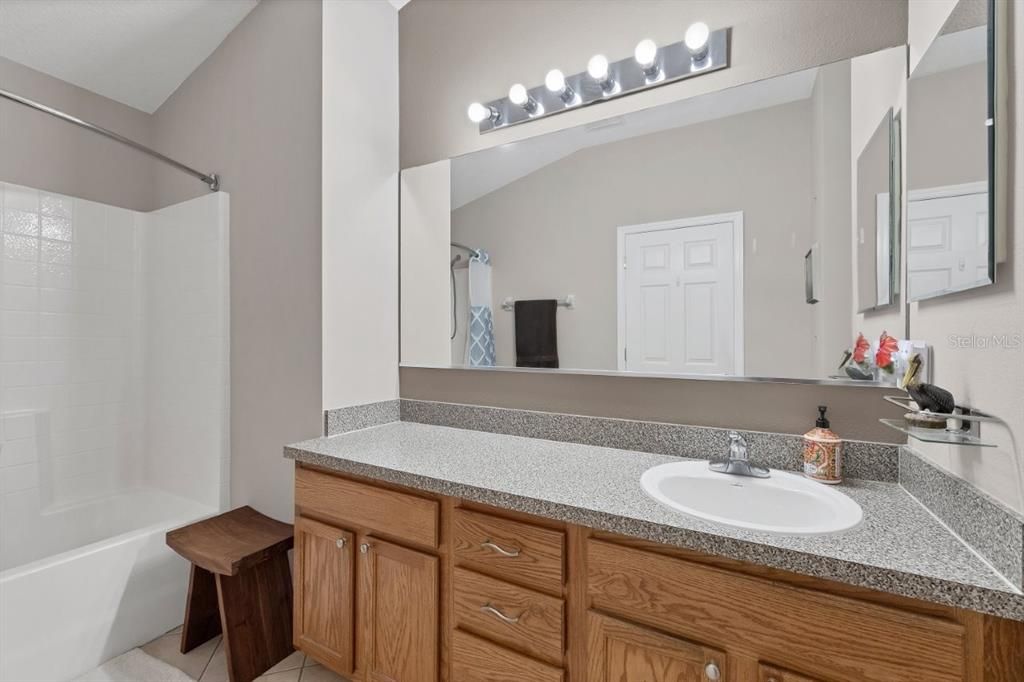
[704,662,721,681]
[335,538,347,549]
[359,543,370,554]
[480,539,521,557]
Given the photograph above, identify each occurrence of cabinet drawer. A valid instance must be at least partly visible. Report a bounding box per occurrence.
[451,629,564,682]
[453,567,564,665]
[452,508,564,591]
[587,539,967,682]
[295,467,439,548]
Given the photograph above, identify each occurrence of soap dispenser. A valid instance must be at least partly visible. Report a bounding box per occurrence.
[803,406,843,484]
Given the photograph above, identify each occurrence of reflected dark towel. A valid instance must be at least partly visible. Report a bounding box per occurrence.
[514,299,559,368]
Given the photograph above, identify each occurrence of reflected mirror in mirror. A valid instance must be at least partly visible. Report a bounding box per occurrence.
[907,0,994,301]
[856,108,901,312]
[419,47,909,382]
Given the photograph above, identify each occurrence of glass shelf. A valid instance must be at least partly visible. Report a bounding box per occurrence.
[879,418,998,447]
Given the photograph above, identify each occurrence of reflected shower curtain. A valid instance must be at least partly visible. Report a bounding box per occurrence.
[464,250,496,366]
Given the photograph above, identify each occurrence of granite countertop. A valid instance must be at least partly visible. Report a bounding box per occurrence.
[285,421,1024,621]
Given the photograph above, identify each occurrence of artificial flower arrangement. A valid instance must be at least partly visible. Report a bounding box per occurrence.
[851,332,872,374]
[843,330,906,383]
[875,330,900,375]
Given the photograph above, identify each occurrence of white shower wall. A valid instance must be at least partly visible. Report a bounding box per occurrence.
[0,182,228,570]
[142,193,230,510]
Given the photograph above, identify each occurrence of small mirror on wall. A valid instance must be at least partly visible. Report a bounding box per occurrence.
[856,108,901,312]
[906,0,996,301]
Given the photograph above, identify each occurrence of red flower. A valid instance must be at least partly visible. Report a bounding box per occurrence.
[875,331,899,370]
[853,333,870,364]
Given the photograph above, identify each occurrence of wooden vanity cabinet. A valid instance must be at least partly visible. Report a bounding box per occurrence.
[293,464,1024,682]
[359,537,439,682]
[293,516,356,675]
[294,466,441,681]
[586,612,727,682]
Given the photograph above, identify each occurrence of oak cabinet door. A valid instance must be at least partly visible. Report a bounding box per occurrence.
[294,516,356,676]
[587,612,726,682]
[360,537,439,682]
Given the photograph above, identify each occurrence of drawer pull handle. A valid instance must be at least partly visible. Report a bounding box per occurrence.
[480,603,520,624]
[704,662,721,681]
[480,539,521,557]
[335,538,347,549]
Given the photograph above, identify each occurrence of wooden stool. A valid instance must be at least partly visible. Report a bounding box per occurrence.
[166,506,295,682]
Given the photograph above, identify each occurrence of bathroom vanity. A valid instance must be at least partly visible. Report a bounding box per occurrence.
[285,422,1024,682]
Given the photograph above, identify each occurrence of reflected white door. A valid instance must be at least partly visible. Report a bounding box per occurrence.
[620,215,740,374]
[907,184,988,300]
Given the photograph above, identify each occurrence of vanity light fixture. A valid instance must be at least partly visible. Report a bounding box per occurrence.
[466,102,500,124]
[545,69,576,104]
[634,39,661,80]
[508,83,541,115]
[685,21,710,62]
[587,54,616,94]
[467,21,730,133]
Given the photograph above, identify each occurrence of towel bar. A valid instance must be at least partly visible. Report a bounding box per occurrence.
[501,295,575,311]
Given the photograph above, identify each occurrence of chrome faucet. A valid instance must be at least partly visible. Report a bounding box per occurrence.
[708,431,770,478]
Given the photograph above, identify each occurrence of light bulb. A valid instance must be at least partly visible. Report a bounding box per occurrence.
[587,54,609,81]
[508,83,539,114]
[545,68,576,104]
[467,102,496,124]
[545,69,566,94]
[508,83,528,106]
[685,22,710,60]
[634,39,658,69]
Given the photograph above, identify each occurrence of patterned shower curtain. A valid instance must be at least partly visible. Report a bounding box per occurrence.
[464,250,496,367]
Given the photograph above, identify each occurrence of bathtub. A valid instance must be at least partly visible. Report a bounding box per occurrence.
[0,489,217,682]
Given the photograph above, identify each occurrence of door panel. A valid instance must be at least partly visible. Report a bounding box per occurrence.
[908,189,989,299]
[623,219,737,374]
[293,516,355,676]
[360,537,439,682]
[587,611,726,682]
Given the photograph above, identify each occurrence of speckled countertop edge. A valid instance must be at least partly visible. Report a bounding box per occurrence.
[285,422,1024,621]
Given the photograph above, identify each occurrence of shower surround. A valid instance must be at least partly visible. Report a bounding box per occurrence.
[0,182,230,682]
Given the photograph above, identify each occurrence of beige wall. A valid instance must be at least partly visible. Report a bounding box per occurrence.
[151,0,324,522]
[909,0,960,73]
[850,46,908,345]
[0,57,156,211]
[322,0,400,411]
[905,3,1024,513]
[810,61,853,377]
[400,160,452,366]
[400,366,900,443]
[399,0,906,169]
[451,100,815,376]
[907,62,988,191]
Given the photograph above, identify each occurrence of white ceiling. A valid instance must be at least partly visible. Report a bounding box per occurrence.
[0,0,259,113]
[912,25,987,79]
[453,67,819,209]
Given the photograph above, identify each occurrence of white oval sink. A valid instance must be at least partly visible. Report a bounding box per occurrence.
[641,461,863,536]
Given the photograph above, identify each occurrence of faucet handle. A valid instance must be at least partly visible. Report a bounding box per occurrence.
[727,431,748,459]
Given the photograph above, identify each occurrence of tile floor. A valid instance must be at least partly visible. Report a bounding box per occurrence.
[142,626,347,682]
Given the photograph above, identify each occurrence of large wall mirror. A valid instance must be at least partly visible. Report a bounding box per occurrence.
[401,44,911,383]
[906,0,999,301]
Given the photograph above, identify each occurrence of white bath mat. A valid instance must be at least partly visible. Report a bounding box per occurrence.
[73,649,196,682]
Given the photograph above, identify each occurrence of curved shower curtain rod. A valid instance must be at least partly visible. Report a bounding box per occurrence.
[0,87,220,191]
